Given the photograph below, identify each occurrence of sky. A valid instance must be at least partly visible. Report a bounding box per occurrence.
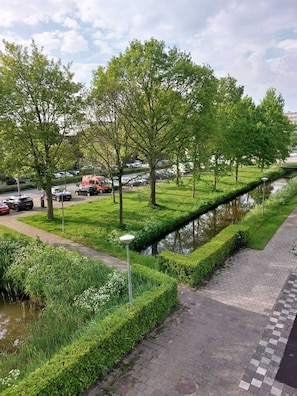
[0,0,296,112]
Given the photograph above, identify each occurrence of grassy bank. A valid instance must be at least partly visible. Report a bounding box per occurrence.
[19,166,286,262]
[240,176,297,249]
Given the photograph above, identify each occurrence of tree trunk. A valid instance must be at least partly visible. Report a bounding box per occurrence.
[235,162,239,182]
[45,175,54,219]
[119,173,124,226]
[149,166,157,206]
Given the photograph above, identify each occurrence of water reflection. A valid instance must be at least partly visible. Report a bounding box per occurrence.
[0,295,39,353]
[141,179,287,256]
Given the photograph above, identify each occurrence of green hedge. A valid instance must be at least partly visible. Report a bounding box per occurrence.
[157,224,249,287]
[2,264,178,396]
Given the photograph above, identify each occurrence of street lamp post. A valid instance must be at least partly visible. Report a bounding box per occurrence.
[119,234,135,305]
[261,177,269,215]
[61,194,65,233]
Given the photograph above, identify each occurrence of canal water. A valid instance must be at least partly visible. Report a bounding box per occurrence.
[0,295,39,353]
[140,178,288,256]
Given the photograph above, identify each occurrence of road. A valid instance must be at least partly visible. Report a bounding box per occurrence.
[0,183,115,217]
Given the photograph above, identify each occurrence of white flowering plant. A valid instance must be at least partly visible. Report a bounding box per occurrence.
[0,369,20,388]
[73,270,126,314]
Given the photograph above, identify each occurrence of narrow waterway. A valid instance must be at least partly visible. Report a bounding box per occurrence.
[0,294,39,353]
[140,178,288,256]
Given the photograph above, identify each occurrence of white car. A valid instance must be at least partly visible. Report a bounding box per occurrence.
[53,172,63,179]
[58,171,74,178]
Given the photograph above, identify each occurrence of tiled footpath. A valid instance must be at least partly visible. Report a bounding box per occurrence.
[83,207,297,396]
[1,207,297,395]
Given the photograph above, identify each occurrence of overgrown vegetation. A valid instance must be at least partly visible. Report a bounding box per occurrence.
[0,238,174,394]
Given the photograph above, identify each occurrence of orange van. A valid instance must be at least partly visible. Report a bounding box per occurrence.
[81,175,112,193]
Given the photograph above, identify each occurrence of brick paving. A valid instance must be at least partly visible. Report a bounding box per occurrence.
[1,206,297,395]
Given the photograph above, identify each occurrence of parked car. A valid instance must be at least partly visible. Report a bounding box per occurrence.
[0,201,10,215]
[122,174,149,187]
[59,171,74,178]
[75,185,98,196]
[105,178,119,191]
[5,177,26,185]
[81,175,112,193]
[126,160,143,168]
[4,195,34,211]
[69,169,80,176]
[51,187,72,201]
[53,172,63,179]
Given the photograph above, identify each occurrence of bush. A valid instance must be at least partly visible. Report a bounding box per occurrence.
[158,224,249,287]
[1,265,178,396]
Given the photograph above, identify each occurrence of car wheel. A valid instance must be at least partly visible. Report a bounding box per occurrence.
[14,204,19,211]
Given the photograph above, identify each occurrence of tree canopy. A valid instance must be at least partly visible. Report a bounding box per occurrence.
[0,40,84,218]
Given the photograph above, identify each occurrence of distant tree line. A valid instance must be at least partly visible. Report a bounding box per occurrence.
[0,38,294,221]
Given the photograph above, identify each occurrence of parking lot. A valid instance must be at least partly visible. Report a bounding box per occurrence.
[0,183,113,217]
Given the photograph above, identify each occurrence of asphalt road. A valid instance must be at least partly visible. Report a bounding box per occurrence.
[0,183,115,215]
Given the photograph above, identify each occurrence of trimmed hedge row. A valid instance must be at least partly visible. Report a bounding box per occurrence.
[2,264,178,396]
[157,224,250,287]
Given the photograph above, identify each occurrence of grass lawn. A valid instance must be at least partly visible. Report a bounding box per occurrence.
[19,165,287,260]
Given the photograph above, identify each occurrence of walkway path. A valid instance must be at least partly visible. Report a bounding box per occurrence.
[1,207,297,395]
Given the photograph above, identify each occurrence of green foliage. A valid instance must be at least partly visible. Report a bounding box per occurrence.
[158,224,249,287]
[4,241,112,303]
[20,166,285,258]
[0,234,30,281]
[1,265,177,396]
[239,175,297,248]
[0,40,84,219]
[253,88,294,169]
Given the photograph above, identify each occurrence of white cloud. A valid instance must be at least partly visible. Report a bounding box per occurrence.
[60,30,88,53]
[0,0,296,110]
[32,30,88,54]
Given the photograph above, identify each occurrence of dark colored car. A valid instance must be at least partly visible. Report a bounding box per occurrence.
[5,177,26,185]
[4,195,34,211]
[75,185,98,196]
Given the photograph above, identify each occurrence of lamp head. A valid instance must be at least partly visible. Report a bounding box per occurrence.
[119,234,135,245]
[261,177,269,183]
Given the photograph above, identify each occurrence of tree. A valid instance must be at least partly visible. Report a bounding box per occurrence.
[253,88,293,171]
[180,65,217,196]
[84,66,134,226]
[0,40,84,219]
[208,76,245,190]
[222,95,257,181]
[106,38,201,206]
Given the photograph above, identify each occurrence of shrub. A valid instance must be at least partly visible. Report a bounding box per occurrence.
[158,224,249,287]
[1,265,178,396]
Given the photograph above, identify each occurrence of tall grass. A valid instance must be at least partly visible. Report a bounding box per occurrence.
[0,237,158,392]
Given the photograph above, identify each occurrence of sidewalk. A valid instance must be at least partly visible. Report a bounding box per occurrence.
[0,211,127,271]
[1,208,297,395]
